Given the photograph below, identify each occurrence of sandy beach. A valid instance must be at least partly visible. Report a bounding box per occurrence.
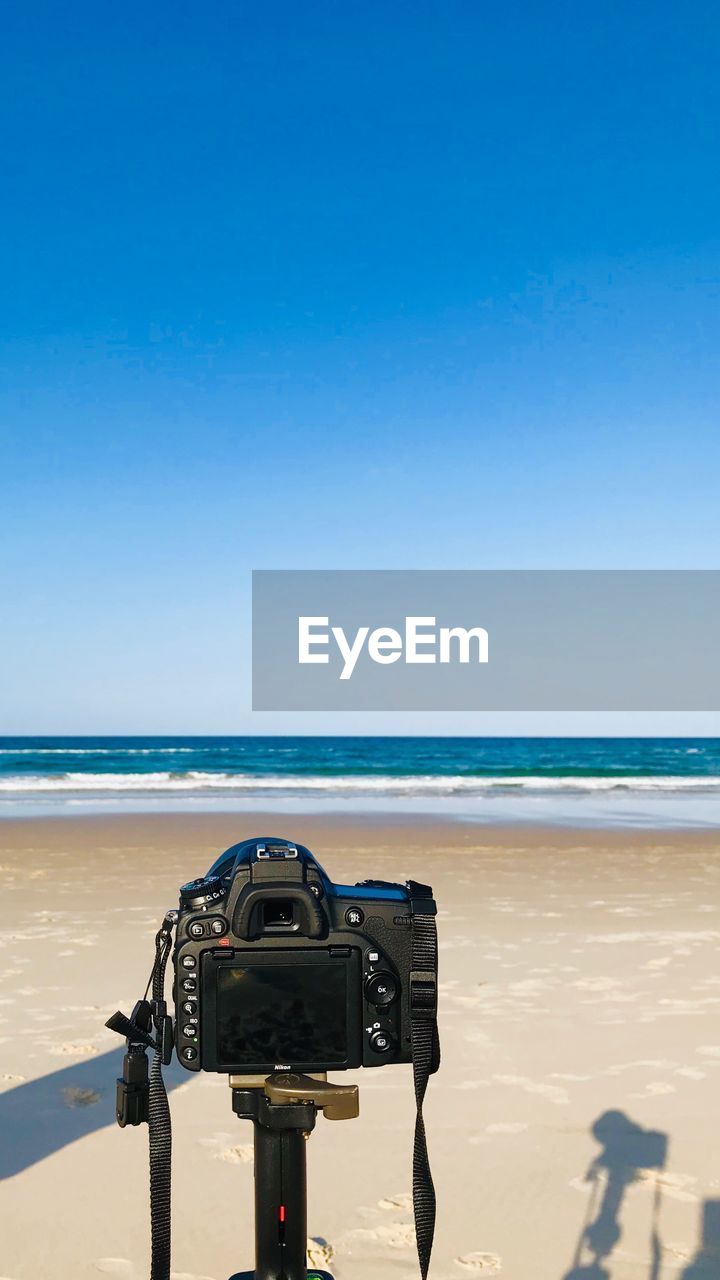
[1,813,718,1280]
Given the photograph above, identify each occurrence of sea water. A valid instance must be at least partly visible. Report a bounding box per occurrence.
[0,736,719,827]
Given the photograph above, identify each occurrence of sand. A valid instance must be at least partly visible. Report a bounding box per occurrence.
[0,813,719,1280]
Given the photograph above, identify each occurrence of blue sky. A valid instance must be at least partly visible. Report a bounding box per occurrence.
[1,1,719,733]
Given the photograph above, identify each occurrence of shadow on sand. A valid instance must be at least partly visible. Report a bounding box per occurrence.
[680,1201,720,1279]
[562,1110,668,1280]
[0,1049,187,1180]
[4,1069,718,1280]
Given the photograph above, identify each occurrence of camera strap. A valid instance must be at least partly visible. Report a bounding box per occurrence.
[147,915,174,1280]
[407,881,440,1280]
[106,911,175,1280]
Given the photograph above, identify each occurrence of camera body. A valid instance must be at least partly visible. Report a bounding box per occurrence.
[172,836,438,1075]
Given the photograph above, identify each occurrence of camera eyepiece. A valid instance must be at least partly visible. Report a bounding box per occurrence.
[263,899,295,927]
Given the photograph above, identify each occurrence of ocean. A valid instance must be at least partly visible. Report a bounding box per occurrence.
[1,737,720,827]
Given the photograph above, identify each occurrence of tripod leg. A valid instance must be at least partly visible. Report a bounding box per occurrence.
[254,1123,308,1280]
[229,1077,355,1280]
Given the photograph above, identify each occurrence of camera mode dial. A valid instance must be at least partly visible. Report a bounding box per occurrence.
[179,875,225,910]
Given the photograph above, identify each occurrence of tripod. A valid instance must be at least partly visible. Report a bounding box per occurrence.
[227,1072,360,1280]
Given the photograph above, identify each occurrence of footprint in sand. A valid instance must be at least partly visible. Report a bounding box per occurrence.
[356,1192,415,1220]
[307,1238,334,1268]
[197,1134,255,1165]
[213,1145,254,1164]
[454,1253,502,1273]
[61,1086,100,1107]
[345,1223,416,1249]
[632,1082,676,1098]
[341,1193,417,1251]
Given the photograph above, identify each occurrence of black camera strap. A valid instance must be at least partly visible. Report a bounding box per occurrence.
[407,880,440,1280]
[147,916,174,1280]
[106,911,175,1280]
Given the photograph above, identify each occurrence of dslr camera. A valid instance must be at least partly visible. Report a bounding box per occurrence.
[106,833,440,1280]
[172,835,439,1074]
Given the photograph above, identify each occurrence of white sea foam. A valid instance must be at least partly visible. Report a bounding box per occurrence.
[1,772,720,795]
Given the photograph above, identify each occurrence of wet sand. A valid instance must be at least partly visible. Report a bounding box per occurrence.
[0,813,718,1279]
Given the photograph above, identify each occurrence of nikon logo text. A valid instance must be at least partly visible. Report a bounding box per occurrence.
[298,616,489,681]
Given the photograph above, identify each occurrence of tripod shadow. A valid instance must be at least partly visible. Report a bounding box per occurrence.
[562,1110,668,1280]
[0,1049,187,1180]
[680,1201,720,1279]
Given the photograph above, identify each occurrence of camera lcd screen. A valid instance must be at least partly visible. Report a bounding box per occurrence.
[215,962,348,1066]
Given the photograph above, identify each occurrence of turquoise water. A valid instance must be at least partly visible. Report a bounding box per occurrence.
[1,737,719,827]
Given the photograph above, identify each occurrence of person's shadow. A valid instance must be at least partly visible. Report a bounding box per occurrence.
[562,1110,669,1280]
[680,1201,720,1279]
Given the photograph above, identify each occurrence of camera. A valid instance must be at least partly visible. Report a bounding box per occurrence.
[172,835,439,1074]
[106,832,440,1280]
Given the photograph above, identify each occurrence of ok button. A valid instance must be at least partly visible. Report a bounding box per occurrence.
[365,971,398,1007]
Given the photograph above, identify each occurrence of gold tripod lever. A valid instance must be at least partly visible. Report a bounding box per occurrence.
[264,1071,359,1121]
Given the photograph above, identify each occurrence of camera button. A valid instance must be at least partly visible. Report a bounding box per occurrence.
[370,1030,394,1054]
[365,972,398,1007]
[345,907,364,927]
[182,1000,197,1016]
[181,1046,198,1062]
[190,922,205,938]
[210,919,226,936]
[182,1023,198,1039]
[181,955,197,969]
[182,977,197,992]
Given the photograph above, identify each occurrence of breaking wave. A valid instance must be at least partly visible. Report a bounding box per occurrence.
[2,771,720,796]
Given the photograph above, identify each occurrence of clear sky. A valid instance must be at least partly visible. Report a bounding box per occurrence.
[1,2,719,734]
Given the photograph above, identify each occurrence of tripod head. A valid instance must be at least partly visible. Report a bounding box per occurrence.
[232,1071,359,1120]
